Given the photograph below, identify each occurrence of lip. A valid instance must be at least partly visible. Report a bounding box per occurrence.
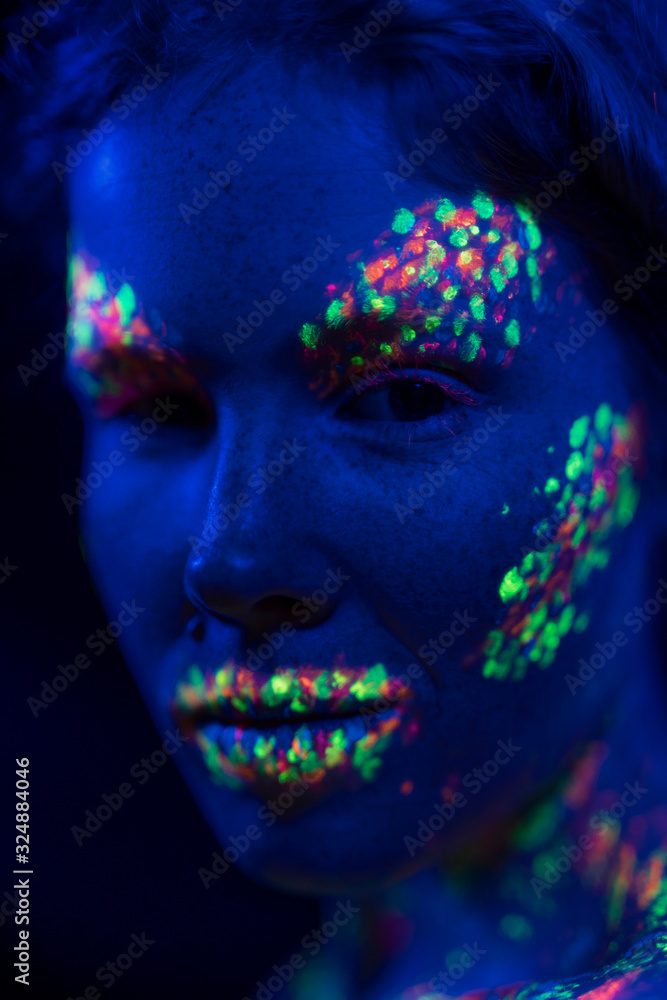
[170,658,418,793]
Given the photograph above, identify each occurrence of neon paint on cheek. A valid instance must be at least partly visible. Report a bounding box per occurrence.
[66,251,203,417]
[170,659,419,794]
[299,192,558,398]
[472,404,643,681]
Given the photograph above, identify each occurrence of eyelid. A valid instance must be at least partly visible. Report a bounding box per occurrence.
[335,362,480,410]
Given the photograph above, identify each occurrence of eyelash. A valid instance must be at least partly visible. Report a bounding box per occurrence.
[334,364,479,445]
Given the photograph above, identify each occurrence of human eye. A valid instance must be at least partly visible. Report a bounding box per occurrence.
[335,364,479,444]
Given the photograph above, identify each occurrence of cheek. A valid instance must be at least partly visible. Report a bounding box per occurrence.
[79,430,206,644]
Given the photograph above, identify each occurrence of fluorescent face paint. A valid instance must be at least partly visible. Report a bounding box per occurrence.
[171,659,417,793]
[473,405,643,681]
[299,192,557,398]
[66,252,204,417]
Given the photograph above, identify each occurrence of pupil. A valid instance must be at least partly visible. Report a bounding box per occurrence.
[388,381,445,421]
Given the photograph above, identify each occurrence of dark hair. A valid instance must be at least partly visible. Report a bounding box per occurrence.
[4,0,667,373]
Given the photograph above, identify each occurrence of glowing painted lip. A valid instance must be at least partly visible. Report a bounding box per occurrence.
[170,661,414,734]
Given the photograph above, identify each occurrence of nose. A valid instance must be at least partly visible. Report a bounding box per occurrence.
[183,454,341,635]
[185,549,336,633]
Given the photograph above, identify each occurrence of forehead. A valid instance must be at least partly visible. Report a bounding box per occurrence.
[68,61,581,367]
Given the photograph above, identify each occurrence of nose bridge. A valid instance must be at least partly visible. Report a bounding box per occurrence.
[202,428,306,546]
[184,423,334,632]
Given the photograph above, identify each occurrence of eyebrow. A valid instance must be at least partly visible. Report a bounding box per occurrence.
[295,194,555,396]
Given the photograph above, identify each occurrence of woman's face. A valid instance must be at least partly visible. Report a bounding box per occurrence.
[67,64,643,892]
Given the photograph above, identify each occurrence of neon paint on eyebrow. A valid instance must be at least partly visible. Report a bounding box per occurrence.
[66,251,202,417]
[299,192,557,398]
[472,404,643,681]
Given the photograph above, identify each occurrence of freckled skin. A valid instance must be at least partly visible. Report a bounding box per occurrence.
[69,62,648,894]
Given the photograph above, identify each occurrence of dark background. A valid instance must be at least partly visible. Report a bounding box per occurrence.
[0,3,318,998]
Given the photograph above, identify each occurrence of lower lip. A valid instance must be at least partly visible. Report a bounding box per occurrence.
[189,708,406,791]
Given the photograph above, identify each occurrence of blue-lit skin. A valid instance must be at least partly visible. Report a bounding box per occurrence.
[67,61,667,992]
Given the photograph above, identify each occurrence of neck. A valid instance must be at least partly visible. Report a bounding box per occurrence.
[302,640,667,1000]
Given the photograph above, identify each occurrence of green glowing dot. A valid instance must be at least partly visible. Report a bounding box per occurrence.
[380,342,392,354]
[544,477,560,496]
[470,294,485,321]
[566,451,585,480]
[269,675,291,697]
[594,403,613,436]
[405,266,416,275]
[350,356,363,365]
[547,445,554,454]
[115,283,136,326]
[501,504,509,515]
[500,914,533,941]
[499,567,524,603]
[472,192,495,218]
[504,318,520,347]
[449,228,469,247]
[569,415,590,449]
[486,229,500,243]
[452,317,467,337]
[299,322,319,349]
[459,250,473,265]
[573,612,590,633]
[525,222,542,250]
[443,285,459,301]
[500,247,519,278]
[325,298,345,325]
[490,267,507,292]
[459,332,481,361]
[87,271,106,300]
[392,208,415,234]
[425,316,441,332]
[526,256,539,277]
[435,198,456,223]
[515,201,533,222]
[72,320,93,349]
[470,225,480,235]
[401,325,416,341]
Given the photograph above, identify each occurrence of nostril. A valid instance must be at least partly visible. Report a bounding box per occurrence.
[248,593,332,632]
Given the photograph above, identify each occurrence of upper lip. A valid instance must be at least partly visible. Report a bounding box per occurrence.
[170,661,413,731]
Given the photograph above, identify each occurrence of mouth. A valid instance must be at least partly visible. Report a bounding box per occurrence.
[170,658,417,793]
